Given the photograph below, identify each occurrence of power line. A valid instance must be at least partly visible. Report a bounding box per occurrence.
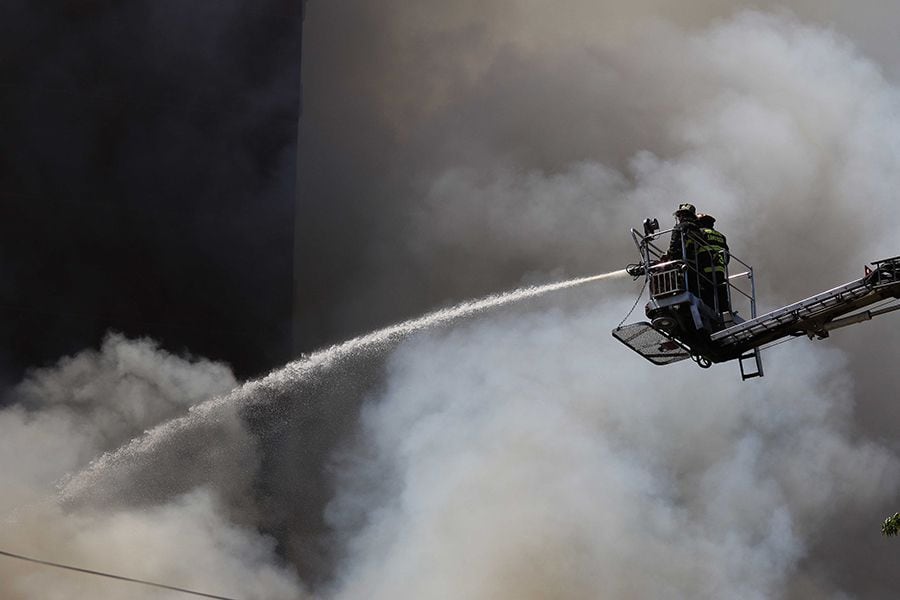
[0,548,243,600]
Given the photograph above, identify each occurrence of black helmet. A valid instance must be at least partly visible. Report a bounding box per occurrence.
[697,213,716,227]
[674,203,696,218]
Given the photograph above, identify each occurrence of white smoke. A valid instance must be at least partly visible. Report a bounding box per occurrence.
[0,334,308,599]
[1,333,237,511]
[5,491,303,600]
[319,8,900,598]
[410,11,900,304]
[325,295,899,599]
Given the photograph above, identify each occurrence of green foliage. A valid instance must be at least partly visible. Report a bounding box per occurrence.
[882,512,900,536]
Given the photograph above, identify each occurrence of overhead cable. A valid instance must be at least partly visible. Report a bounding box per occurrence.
[0,548,242,600]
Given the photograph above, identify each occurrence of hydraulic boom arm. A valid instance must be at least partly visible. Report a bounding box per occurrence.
[709,256,900,356]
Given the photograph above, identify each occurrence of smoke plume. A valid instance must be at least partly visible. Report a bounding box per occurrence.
[325,295,899,598]
[6,4,900,599]
[298,8,900,593]
[298,2,900,346]
[0,335,306,599]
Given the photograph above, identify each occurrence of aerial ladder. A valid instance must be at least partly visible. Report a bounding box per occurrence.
[612,217,900,380]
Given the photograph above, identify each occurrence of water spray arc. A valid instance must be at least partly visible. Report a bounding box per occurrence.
[60,269,629,504]
[295,269,629,371]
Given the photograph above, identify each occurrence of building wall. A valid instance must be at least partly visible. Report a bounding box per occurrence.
[0,0,302,382]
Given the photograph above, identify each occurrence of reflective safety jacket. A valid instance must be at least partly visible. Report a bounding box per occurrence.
[699,227,729,274]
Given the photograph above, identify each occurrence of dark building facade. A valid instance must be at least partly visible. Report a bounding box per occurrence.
[0,1,303,382]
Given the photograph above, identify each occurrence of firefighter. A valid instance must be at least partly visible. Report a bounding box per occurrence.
[697,212,731,314]
[666,203,702,297]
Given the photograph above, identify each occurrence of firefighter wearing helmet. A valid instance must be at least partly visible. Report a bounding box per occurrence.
[697,212,731,314]
[667,203,702,297]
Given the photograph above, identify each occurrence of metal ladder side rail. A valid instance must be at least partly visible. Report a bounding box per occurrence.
[720,322,795,348]
[711,277,873,344]
[733,259,898,379]
[871,256,900,274]
[713,283,880,348]
[745,286,871,332]
[727,314,788,339]
[716,292,869,346]
[634,226,747,305]
[714,309,806,345]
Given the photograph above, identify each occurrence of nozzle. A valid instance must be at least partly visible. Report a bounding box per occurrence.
[626,263,645,277]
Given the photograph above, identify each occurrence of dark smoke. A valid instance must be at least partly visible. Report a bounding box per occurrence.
[6,2,900,599]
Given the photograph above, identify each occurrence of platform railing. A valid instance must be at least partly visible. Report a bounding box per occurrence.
[631,225,757,319]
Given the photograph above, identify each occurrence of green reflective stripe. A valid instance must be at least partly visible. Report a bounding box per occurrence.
[700,228,726,242]
[703,266,726,273]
